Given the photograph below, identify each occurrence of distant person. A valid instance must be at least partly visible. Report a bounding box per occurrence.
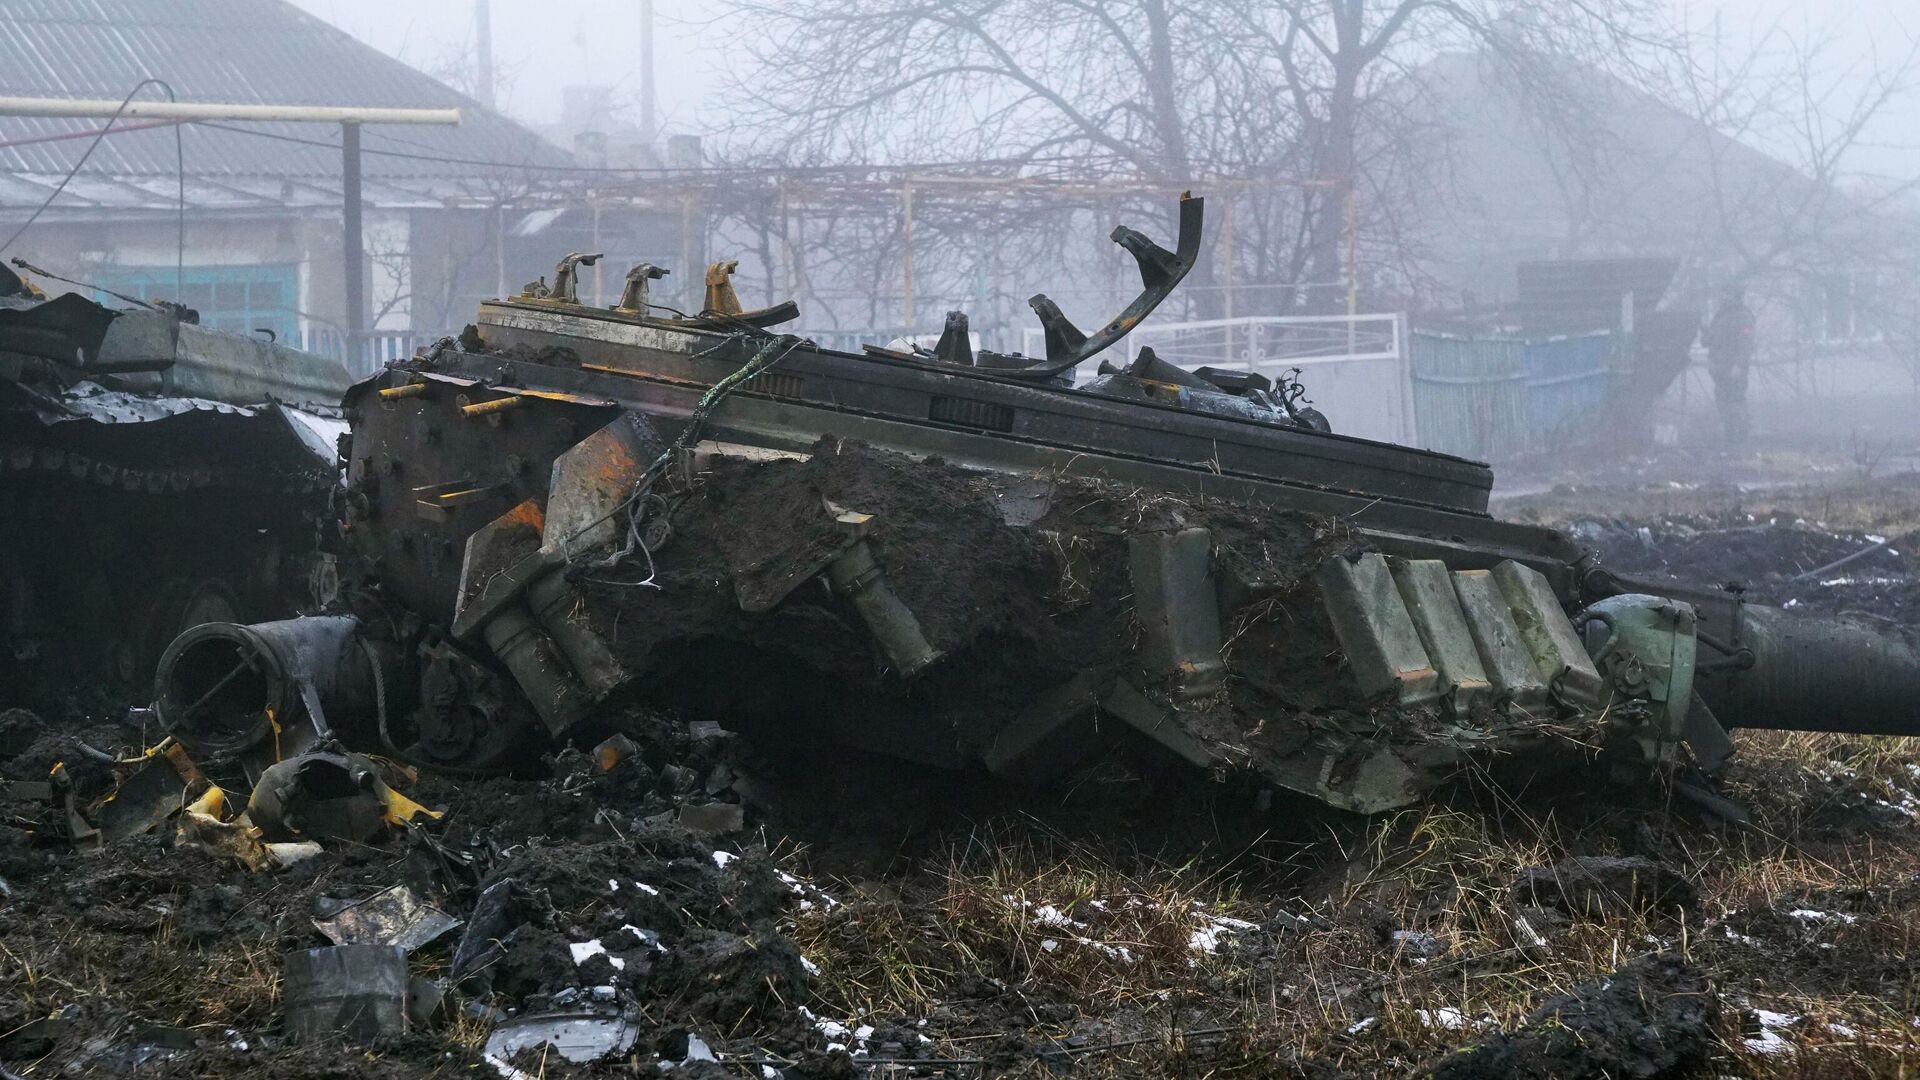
[1702,289,1755,445]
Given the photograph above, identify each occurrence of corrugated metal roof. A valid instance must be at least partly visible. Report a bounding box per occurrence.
[0,0,571,210]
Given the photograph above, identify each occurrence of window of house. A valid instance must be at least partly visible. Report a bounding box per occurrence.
[93,265,298,343]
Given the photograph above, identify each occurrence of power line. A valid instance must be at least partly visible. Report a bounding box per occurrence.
[0,118,183,151]
[0,80,185,302]
[193,121,1123,179]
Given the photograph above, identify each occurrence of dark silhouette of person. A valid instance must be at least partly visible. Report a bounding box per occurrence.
[1702,289,1755,445]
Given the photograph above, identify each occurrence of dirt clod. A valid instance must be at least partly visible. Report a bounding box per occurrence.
[1511,856,1697,919]
[1421,953,1716,1080]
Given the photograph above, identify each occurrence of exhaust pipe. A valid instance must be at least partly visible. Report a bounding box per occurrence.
[154,617,387,761]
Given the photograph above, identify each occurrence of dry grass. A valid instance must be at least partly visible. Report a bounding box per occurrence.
[782,731,1920,1077]
[1498,467,1920,538]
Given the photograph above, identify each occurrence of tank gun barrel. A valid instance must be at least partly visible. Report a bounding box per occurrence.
[1706,604,1920,736]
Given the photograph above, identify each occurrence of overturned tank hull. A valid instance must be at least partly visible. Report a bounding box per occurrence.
[0,274,345,709]
[153,197,1920,814]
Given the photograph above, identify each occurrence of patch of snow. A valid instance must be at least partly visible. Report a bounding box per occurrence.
[619,925,668,952]
[685,1035,716,1062]
[1346,1016,1379,1035]
[1033,904,1086,929]
[1787,909,1857,925]
[569,939,626,970]
[1188,911,1260,954]
[1415,1007,1488,1031]
[811,1015,875,1057]
[1745,1009,1798,1056]
[712,850,737,869]
[778,869,838,912]
[800,956,821,976]
[1825,1022,1857,1038]
[631,881,660,896]
[1082,939,1137,964]
[1040,938,1061,953]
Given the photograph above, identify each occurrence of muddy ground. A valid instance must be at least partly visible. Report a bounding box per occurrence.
[4,457,1920,1078]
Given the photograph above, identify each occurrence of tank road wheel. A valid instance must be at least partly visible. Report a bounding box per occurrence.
[117,577,246,688]
[398,646,538,772]
[411,698,529,771]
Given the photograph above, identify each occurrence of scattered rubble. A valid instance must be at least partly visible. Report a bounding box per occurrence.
[1422,954,1717,1079]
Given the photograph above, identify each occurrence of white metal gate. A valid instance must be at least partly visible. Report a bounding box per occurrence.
[1023,313,1416,445]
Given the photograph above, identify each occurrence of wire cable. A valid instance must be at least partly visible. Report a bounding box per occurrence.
[193,120,1110,179]
[0,79,181,277]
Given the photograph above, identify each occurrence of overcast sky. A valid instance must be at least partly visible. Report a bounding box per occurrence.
[288,0,1918,181]
[289,0,728,133]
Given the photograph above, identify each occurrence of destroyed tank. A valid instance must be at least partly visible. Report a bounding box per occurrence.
[150,195,1920,816]
[0,262,347,708]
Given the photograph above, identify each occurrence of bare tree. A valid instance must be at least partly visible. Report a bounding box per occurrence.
[1671,19,1920,283]
[714,0,1675,327]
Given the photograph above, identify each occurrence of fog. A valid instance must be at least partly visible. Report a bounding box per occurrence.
[291,0,1919,179]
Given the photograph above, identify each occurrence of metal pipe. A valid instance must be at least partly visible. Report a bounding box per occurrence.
[378,382,428,400]
[475,0,497,110]
[639,0,657,143]
[1703,604,1920,736]
[343,122,365,350]
[460,394,524,417]
[0,97,460,125]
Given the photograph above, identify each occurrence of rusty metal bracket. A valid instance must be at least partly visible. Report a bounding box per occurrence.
[1001,193,1204,378]
[615,263,670,313]
[704,260,743,316]
[933,311,973,366]
[551,252,602,305]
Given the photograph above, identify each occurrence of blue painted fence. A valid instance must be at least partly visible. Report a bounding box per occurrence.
[1409,329,1623,461]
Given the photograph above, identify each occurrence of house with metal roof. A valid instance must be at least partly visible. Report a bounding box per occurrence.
[0,0,696,371]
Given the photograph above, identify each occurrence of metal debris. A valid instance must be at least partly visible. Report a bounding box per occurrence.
[313,885,462,953]
[282,945,410,1043]
[483,1011,641,1077]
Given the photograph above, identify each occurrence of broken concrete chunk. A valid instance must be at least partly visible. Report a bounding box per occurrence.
[1318,553,1440,704]
[1493,561,1604,709]
[1390,558,1491,714]
[283,944,409,1043]
[1127,528,1224,693]
[1450,568,1550,708]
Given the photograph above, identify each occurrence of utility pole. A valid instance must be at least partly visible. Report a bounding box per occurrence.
[343,122,364,344]
[0,97,459,370]
[475,0,496,110]
[639,0,657,143]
